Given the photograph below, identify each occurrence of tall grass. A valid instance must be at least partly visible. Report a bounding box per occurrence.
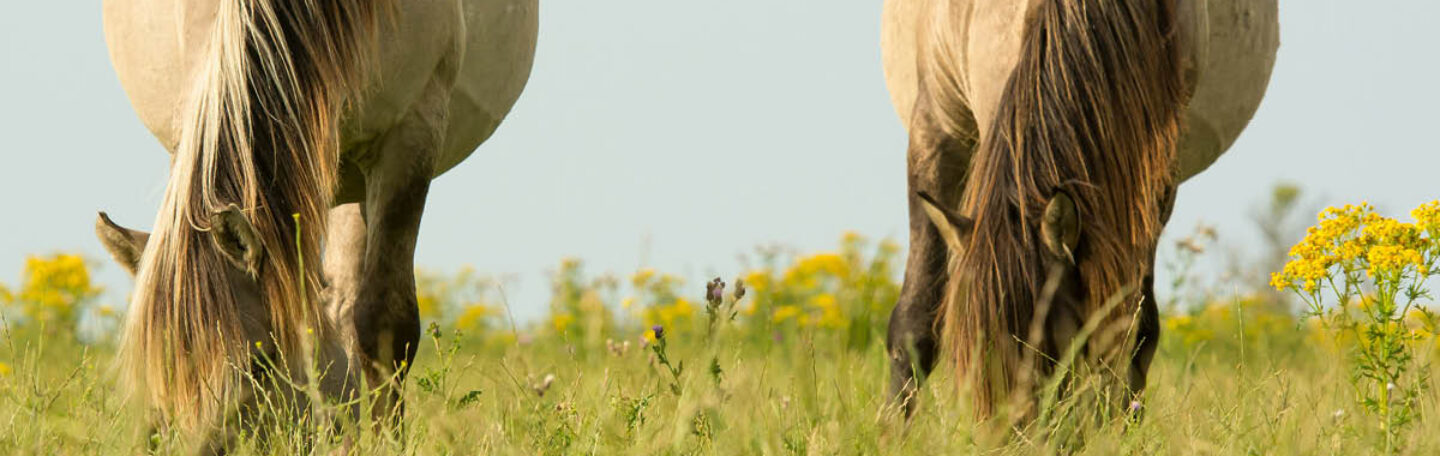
[0,188,1437,454]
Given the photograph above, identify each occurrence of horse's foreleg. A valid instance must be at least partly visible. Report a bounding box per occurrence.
[351,84,447,427]
[353,136,433,425]
[325,204,367,354]
[322,204,367,424]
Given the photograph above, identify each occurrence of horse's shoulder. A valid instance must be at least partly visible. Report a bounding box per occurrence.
[882,0,985,132]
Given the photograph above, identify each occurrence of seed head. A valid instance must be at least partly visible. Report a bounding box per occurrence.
[533,374,557,397]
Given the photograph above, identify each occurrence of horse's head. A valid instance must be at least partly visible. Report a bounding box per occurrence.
[95,209,267,316]
[96,210,357,429]
[95,209,277,368]
[918,187,1089,364]
[919,189,1082,269]
[917,170,1159,419]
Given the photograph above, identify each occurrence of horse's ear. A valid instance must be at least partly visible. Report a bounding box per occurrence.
[210,204,264,277]
[1041,191,1082,265]
[95,212,150,277]
[917,191,973,253]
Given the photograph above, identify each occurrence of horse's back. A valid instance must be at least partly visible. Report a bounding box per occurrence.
[882,0,1279,181]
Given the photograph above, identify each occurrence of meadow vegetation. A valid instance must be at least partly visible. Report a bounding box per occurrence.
[1,185,1438,454]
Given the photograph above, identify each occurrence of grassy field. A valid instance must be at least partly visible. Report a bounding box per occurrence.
[3,191,1440,454]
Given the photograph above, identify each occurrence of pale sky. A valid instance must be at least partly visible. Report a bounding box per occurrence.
[2,2,1437,322]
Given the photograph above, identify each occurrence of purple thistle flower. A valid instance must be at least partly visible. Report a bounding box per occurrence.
[652,324,665,341]
[706,278,725,305]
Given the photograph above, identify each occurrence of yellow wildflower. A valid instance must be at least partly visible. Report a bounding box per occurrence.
[416,285,442,320]
[12,254,101,327]
[1361,218,1422,250]
[630,268,656,289]
[1412,200,1440,235]
[456,304,497,331]
[878,239,902,257]
[641,298,696,330]
[781,253,850,289]
[742,270,771,295]
[551,313,576,333]
[1269,272,1287,292]
[802,293,846,328]
[660,298,695,325]
[559,257,581,271]
[772,305,802,323]
[1366,244,1424,277]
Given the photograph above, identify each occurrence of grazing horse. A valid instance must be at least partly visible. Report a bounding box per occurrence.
[881,0,1277,419]
[94,0,536,448]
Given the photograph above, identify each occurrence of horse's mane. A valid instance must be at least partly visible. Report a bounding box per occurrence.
[122,0,391,429]
[944,0,1187,418]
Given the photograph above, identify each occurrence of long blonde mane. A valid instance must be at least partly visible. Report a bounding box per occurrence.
[944,0,1188,418]
[121,0,391,430]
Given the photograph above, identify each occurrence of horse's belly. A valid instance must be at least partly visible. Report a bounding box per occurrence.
[433,0,538,176]
[1175,0,1279,181]
[340,0,464,150]
[104,0,465,156]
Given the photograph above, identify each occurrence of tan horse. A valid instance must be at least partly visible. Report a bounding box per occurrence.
[881,0,1277,420]
[94,0,536,449]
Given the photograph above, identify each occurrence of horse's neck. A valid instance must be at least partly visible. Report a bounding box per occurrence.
[949,0,1040,132]
[887,0,1042,135]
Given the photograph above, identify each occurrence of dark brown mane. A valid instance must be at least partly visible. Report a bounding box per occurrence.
[944,0,1188,418]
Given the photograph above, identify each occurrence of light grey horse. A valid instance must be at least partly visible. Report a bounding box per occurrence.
[881,0,1278,420]
[95,0,536,450]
